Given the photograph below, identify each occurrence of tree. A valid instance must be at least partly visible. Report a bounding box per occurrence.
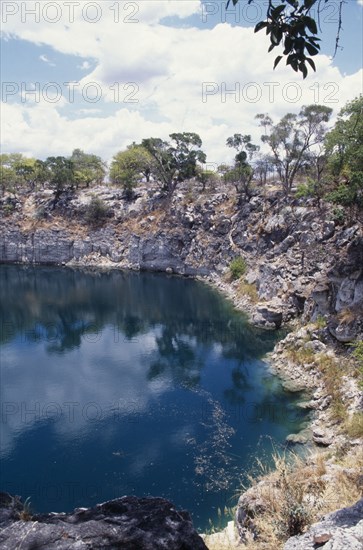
[0,154,23,194]
[195,166,219,192]
[324,96,363,209]
[256,104,332,195]
[253,153,276,186]
[70,149,106,188]
[110,144,154,198]
[226,134,259,199]
[227,0,345,77]
[142,132,206,195]
[44,156,75,205]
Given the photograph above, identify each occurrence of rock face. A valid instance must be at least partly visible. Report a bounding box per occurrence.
[0,492,208,550]
[284,498,363,550]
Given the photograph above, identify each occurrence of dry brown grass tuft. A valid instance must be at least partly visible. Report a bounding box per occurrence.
[230,446,362,550]
[237,281,259,303]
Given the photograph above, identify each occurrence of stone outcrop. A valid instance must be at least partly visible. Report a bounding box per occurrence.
[284,497,363,550]
[0,492,207,550]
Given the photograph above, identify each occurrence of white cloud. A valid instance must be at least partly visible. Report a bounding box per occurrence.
[78,61,91,70]
[39,54,55,66]
[1,2,362,164]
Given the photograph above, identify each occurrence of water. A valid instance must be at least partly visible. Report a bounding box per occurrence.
[0,265,308,530]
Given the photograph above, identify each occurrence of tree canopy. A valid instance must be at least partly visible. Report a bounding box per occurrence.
[142,132,206,195]
[325,96,363,209]
[256,104,332,194]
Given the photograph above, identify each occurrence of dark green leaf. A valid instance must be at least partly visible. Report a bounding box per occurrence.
[306,42,319,56]
[272,5,285,18]
[304,0,317,8]
[304,16,318,34]
[283,36,293,54]
[268,43,276,52]
[254,21,268,33]
[306,57,316,71]
[299,62,308,79]
[273,55,283,69]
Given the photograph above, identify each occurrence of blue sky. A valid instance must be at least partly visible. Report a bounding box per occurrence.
[1,1,362,164]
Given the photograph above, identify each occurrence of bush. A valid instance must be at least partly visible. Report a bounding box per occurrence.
[229,256,247,280]
[85,196,109,225]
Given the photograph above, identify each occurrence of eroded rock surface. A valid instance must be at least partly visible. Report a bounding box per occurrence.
[0,492,208,550]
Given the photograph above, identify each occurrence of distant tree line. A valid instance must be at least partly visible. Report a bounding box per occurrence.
[1,96,362,213]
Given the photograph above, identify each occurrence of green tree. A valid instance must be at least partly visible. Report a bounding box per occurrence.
[195,166,219,192]
[110,144,154,198]
[256,104,332,196]
[0,153,45,194]
[226,134,259,199]
[70,149,106,188]
[324,96,363,210]
[142,132,206,195]
[227,0,345,77]
[45,156,75,205]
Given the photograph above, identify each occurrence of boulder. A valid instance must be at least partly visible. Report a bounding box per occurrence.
[0,493,207,550]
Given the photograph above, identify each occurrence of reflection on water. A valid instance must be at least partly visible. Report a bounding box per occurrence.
[0,265,308,530]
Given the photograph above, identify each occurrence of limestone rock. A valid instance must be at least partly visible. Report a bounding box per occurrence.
[284,497,363,550]
[0,493,207,550]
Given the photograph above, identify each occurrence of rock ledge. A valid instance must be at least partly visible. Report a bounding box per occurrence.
[0,492,207,550]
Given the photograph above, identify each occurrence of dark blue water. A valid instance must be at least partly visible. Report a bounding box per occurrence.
[0,265,307,530]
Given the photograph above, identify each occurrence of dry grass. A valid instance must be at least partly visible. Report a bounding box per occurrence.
[230,447,363,550]
[285,343,350,423]
[238,281,259,303]
[344,412,363,438]
[337,307,356,324]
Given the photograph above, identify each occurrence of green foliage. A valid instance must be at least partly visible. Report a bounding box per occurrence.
[1,202,15,216]
[257,105,332,195]
[195,167,218,191]
[226,134,259,198]
[110,144,153,198]
[142,132,206,195]
[315,315,327,330]
[331,206,346,225]
[325,96,363,210]
[230,257,247,280]
[0,153,36,193]
[70,149,106,188]
[227,0,344,78]
[44,156,75,201]
[85,196,110,225]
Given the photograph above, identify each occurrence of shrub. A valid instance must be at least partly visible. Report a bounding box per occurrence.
[229,257,247,280]
[331,206,346,225]
[85,196,109,225]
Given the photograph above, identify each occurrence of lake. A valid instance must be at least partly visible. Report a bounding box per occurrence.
[0,265,307,530]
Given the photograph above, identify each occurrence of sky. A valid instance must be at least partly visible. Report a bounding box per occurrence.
[1,0,362,166]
